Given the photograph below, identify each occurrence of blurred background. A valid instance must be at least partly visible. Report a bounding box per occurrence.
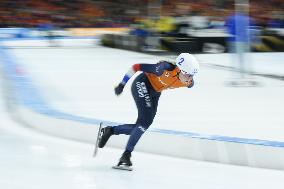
[0,1,284,188]
[0,0,283,52]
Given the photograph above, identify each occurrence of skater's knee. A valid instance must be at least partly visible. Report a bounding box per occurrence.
[137,118,153,128]
[144,119,153,128]
[137,125,148,133]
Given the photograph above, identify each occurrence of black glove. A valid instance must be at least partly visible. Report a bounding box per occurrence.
[114,83,125,96]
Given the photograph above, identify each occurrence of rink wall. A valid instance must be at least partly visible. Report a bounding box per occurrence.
[1,41,284,170]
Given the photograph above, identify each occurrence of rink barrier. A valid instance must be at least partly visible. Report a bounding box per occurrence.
[1,42,284,170]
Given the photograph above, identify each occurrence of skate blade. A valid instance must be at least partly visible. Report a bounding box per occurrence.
[93,122,103,157]
[112,165,133,171]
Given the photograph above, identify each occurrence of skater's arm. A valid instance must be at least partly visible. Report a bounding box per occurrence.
[120,64,141,85]
[139,61,175,75]
[114,64,142,95]
[121,61,173,84]
[114,61,174,96]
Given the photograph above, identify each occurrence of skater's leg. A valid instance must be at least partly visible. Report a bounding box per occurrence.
[113,124,136,135]
[116,74,160,167]
[125,78,160,152]
[99,123,137,148]
[115,100,159,167]
[112,74,159,138]
[125,103,158,152]
[125,125,148,152]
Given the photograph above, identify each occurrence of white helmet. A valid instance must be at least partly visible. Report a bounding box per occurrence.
[176,53,199,76]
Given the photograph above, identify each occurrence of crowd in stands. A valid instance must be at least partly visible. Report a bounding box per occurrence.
[0,0,134,28]
[0,0,283,29]
[160,0,284,28]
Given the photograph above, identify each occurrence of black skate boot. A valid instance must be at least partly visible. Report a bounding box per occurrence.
[119,151,132,166]
[98,126,113,148]
[113,151,133,171]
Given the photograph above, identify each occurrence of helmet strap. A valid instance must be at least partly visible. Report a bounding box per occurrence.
[175,67,181,77]
[176,70,181,80]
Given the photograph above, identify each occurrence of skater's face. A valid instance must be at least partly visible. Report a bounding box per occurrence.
[178,69,193,85]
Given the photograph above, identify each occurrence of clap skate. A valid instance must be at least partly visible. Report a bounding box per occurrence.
[98,125,113,148]
[93,122,103,157]
[112,151,133,171]
[93,123,113,157]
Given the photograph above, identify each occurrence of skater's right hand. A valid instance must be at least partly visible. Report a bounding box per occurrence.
[114,83,125,96]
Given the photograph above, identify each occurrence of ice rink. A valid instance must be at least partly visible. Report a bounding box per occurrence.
[7,39,284,140]
[1,39,284,188]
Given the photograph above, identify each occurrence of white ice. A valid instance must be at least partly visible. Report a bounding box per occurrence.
[1,82,284,189]
[8,40,284,141]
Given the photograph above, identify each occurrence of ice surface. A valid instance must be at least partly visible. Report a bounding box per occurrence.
[8,41,284,141]
[0,91,284,189]
[1,88,284,189]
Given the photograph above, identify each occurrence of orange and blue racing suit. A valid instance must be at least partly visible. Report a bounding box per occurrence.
[113,61,194,152]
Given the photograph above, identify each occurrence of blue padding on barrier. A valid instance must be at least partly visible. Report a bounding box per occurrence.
[0,28,31,38]
[151,128,284,147]
[0,41,116,127]
[0,36,98,41]
[1,40,284,148]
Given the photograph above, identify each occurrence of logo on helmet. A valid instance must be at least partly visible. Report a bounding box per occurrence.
[177,58,184,66]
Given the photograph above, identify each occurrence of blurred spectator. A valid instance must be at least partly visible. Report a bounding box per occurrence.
[188,11,210,29]
[38,21,58,46]
[225,3,256,82]
[267,11,284,28]
[155,14,176,35]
